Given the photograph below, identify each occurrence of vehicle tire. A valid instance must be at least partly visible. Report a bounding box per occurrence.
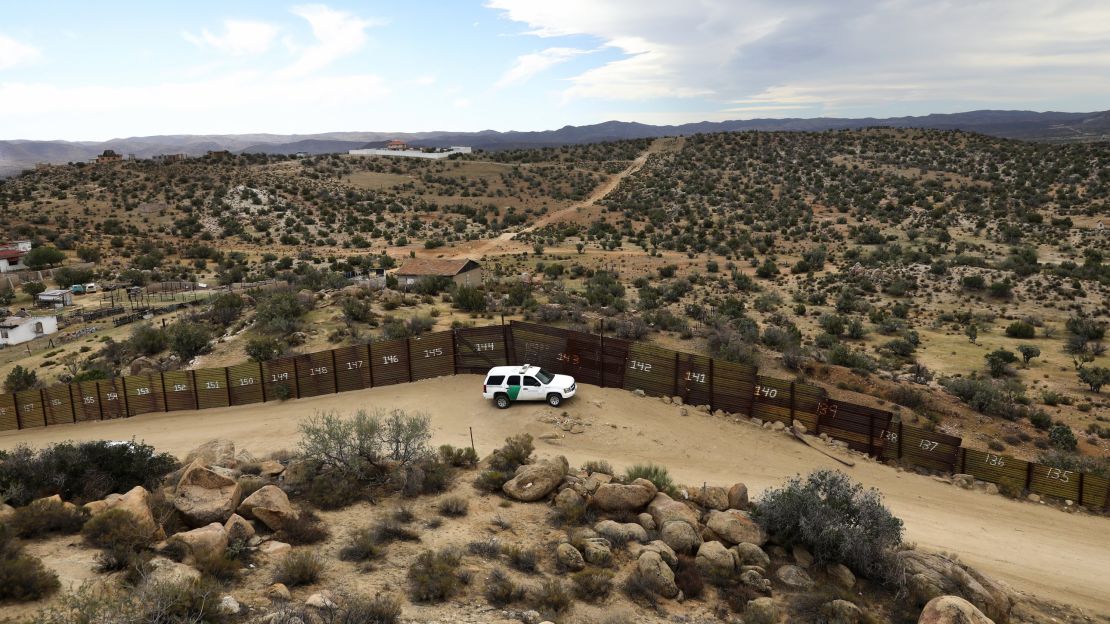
[495,394,511,409]
[547,393,562,407]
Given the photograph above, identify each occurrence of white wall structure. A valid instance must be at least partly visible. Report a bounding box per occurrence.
[0,315,58,346]
[348,146,472,160]
[0,241,32,273]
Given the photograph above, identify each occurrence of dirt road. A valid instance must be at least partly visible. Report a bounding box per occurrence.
[2,376,1107,614]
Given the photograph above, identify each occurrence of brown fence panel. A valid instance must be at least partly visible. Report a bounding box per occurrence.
[962,448,1027,493]
[1029,464,1082,502]
[711,360,756,416]
[15,390,46,428]
[1081,473,1109,509]
[454,325,509,374]
[195,368,231,410]
[751,375,793,425]
[333,345,372,392]
[600,335,631,388]
[370,338,410,386]
[623,342,678,397]
[44,385,75,425]
[262,358,297,401]
[901,424,961,472]
[510,322,567,373]
[793,383,826,433]
[98,379,127,419]
[162,370,198,412]
[0,393,17,430]
[676,352,712,408]
[410,331,456,381]
[227,362,264,406]
[73,382,102,422]
[295,351,336,398]
[123,374,165,416]
[816,399,890,456]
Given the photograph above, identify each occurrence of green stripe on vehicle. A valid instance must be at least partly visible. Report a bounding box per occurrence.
[507,385,521,400]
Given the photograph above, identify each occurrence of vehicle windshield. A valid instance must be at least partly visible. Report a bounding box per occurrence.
[535,369,554,384]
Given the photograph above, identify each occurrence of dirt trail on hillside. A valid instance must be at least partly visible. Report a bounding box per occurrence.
[454,137,674,259]
[2,376,1108,615]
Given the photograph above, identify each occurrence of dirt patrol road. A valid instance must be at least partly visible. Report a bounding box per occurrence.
[2,375,1107,614]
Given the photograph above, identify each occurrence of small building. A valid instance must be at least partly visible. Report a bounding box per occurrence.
[0,241,31,273]
[96,149,123,164]
[394,258,482,288]
[386,139,408,151]
[0,312,57,346]
[36,289,73,308]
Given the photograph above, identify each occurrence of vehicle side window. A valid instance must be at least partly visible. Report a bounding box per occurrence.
[486,375,505,385]
[506,375,521,386]
[523,377,540,387]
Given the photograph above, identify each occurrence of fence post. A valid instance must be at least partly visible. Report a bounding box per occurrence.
[159,372,169,412]
[502,324,511,364]
[119,379,132,418]
[867,409,874,457]
[95,382,104,420]
[190,370,199,409]
[223,368,232,405]
[39,389,48,426]
[672,352,680,398]
[708,358,714,412]
[405,339,413,383]
[367,342,376,388]
[788,381,796,424]
[598,330,606,388]
[331,350,339,394]
[1024,461,1034,493]
[1077,471,1084,507]
[452,329,459,375]
[13,394,22,430]
[897,420,904,459]
[261,364,270,402]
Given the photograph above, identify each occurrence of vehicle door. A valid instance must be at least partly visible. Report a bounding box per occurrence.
[521,376,544,400]
[505,375,522,401]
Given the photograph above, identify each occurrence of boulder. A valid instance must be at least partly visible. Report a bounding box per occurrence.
[705,509,766,546]
[224,514,256,543]
[129,356,159,376]
[142,557,201,587]
[689,485,729,511]
[0,503,13,523]
[952,474,976,490]
[556,542,585,571]
[775,564,815,590]
[792,544,814,568]
[918,596,995,624]
[170,522,228,561]
[218,595,241,615]
[184,439,238,468]
[660,520,701,554]
[828,563,856,590]
[637,512,656,532]
[741,569,772,593]
[632,540,678,567]
[734,542,770,569]
[647,493,700,530]
[257,460,285,478]
[744,597,777,624]
[554,488,584,515]
[637,551,679,599]
[695,540,738,577]
[237,485,297,531]
[898,551,1012,622]
[266,583,292,601]
[594,520,648,544]
[174,459,242,527]
[502,457,568,502]
[822,599,863,624]
[306,591,338,610]
[258,540,291,557]
[580,537,613,566]
[84,486,160,538]
[592,478,657,511]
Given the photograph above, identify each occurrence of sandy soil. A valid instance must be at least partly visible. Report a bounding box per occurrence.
[1,375,1108,615]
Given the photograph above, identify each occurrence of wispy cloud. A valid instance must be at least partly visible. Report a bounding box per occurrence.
[0,33,40,70]
[496,46,589,88]
[281,4,382,77]
[183,20,280,56]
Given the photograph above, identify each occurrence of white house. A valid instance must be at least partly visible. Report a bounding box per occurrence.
[0,313,57,346]
[0,241,32,273]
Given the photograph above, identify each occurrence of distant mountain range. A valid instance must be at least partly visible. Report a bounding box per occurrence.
[3,109,1108,178]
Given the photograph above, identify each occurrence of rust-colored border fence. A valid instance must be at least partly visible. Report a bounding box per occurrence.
[1,320,1106,510]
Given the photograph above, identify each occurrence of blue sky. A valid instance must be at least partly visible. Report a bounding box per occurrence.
[1,1,1108,140]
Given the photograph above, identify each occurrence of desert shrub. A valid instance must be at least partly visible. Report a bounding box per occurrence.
[571,569,614,602]
[886,385,924,409]
[1005,321,1035,339]
[272,551,324,587]
[255,291,305,334]
[940,376,1024,419]
[707,325,760,367]
[484,567,526,606]
[437,495,469,517]
[3,365,38,393]
[193,551,241,582]
[624,463,677,497]
[340,593,402,624]
[468,538,502,559]
[1037,449,1110,479]
[0,440,178,507]
[304,469,366,509]
[28,577,228,624]
[721,583,766,613]
[506,545,539,573]
[620,570,658,608]
[407,549,464,602]
[475,469,513,493]
[438,444,479,467]
[297,408,431,485]
[82,508,152,553]
[0,523,60,602]
[453,285,487,313]
[8,498,88,538]
[276,510,330,545]
[530,579,573,614]
[372,519,421,544]
[674,555,704,599]
[477,434,534,492]
[828,345,877,372]
[1049,424,1078,451]
[238,475,266,498]
[339,527,383,563]
[752,469,903,586]
[408,457,455,496]
[581,460,613,475]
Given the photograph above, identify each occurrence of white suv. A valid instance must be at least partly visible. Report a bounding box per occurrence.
[482,364,576,408]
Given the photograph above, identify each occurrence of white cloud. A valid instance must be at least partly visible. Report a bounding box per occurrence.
[495,47,589,88]
[0,34,40,70]
[281,4,382,77]
[183,20,279,56]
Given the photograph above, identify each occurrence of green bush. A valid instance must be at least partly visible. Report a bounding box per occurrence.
[1005,321,1035,339]
[571,569,613,602]
[245,336,285,362]
[752,470,903,586]
[0,524,60,602]
[477,434,535,493]
[484,567,525,606]
[3,364,38,394]
[453,285,487,313]
[438,444,479,467]
[624,463,677,497]
[255,292,306,334]
[408,549,464,602]
[272,551,323,587]
[1048,424,1078,451]
[297,408,432,485]
[82,508,153,552]
[339,527,383,563]
[128,323,167,356]
[166,321,211,361]
[9,498,88,538]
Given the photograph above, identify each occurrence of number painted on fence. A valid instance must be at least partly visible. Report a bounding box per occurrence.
[346,360,364,370]
[685,371,706,384]
[0,408,5,415]
[879,429,898,442]
[423,348,444,358]
[135,387,151,396]
[23,403,35,411]
[557,353,580,365]
[205,381,221,390]
[629,360,652,372]
[173,384,187,392]
[50,399,62,407]
[984,453,1006,467]
[754,385,778,399]
[309,367,328,376]
[271,372,290,382]
[1045,467,1073,483]
[83,396,96,405]
[106,392,118,401]
[817,402,839,419]
[475,342,496,352]
[382,355,400,365]
[239,378,254,386]
[918,439,939,452]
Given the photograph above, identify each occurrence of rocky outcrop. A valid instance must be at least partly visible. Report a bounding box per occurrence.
[918,596,996,624]
[637,551,679,599]
[660,520,701,554]
[727,482,749,509]
[224,514,256,543]
[695,540,738,576]
[734,542,770,569]
[705,509,766,546]
[647,493,700,530]
[688,485,729,511]
[174,459,242,527]
[553,488,584,515]
[556,542,585,571]
[237,485,296,531]
[592,478,657,511]
[170,522,228,562]
[775,564,815,590]
[502,457,568,502]
[594,520,648,544]
[823,599,863,624]
[827,562,856,590]
[580,537,613,566]
[143,557,201,587]
[899,551,1012,622]
[84,486,161,538]
[184,439,239,469]
[744,597,777,624]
